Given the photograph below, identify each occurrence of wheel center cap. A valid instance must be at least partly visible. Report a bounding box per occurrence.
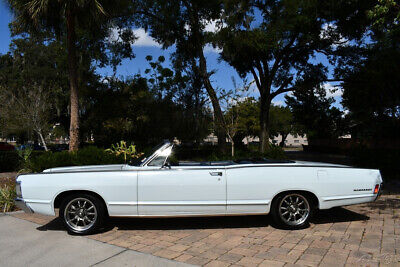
[78,209,85,217]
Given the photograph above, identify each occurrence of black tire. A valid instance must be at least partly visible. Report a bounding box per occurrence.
[59,193,106,235]
[271,192,313,230]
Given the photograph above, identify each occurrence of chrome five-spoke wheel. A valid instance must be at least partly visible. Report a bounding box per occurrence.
[64,198,97,232]
[271,192,313,229]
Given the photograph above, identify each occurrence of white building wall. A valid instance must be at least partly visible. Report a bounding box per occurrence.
[204,133,308,147]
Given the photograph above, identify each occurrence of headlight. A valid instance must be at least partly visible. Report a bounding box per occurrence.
[16,181,22,198]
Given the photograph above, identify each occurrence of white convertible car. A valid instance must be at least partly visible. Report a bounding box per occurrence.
[15,141,383,234]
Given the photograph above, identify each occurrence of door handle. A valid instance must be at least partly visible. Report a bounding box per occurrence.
[209,172,222,176]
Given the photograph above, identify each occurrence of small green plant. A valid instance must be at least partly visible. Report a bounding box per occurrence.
[0,183,16,212]
[17,147,33,173]
[106,141,143,163]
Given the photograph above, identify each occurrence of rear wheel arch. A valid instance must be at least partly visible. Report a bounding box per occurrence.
[271,190,319,210]
[53,190,109,216]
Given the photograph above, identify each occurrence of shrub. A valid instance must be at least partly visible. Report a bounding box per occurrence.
[74,146,124,166]
[350,146,400,181]
[105,141,143,163]
[0,151,21,172]
[228,144,286,161]
[16,148,34,173]
[0,179,16,212]
[29,146,125,172]
[0,150,46,173]
[174,144,286,162]
[263,144,287,160]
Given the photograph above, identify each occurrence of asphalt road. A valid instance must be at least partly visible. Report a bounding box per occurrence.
[0,213,193,267]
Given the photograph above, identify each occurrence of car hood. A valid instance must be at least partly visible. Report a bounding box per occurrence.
[42,164,128,173]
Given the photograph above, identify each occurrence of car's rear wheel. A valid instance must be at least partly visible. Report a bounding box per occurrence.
[59,193,105,235]
[271,192,313,229]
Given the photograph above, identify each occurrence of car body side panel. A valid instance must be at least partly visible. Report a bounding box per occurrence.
[18,171,138,216]
[316,168,382,209]
[137,167,226,216]
[225,165,382,213]
[17,164,383,217]
[225,166,319,214]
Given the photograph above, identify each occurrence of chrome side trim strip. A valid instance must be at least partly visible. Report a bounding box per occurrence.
[322,194,375,201]
[137,201,226,206]
[227,200,270,205]
[23,199,51,204]
[110,212,267,218]
[109,200,270,206]
[108,201,137,206]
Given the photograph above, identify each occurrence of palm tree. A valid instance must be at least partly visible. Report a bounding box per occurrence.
[8,0,107,151]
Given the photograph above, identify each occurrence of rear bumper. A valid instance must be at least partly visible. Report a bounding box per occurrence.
[14,198,34,213]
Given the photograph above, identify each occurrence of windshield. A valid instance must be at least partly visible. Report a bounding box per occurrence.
[128,141,169,166]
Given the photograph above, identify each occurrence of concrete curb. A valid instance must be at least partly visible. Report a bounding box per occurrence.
[3,210,24,215]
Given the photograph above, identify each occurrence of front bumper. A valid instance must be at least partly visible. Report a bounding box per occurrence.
[14,198,34,213]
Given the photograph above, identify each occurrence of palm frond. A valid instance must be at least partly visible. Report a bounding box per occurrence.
[26,0,49,19]
[93,0,106,16]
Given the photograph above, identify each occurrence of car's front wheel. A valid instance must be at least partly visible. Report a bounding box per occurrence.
[271,192,313,229]
[59,193,106,235]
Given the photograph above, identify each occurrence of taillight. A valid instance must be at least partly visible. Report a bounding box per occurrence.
[373,184,379,194]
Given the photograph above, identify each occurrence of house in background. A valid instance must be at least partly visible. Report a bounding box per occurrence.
[204,134,308,148]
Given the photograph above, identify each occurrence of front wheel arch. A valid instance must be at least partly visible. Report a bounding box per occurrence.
[54,190,109,216]
[59,193,106,234]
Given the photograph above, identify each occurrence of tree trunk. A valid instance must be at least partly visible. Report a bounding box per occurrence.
[233,133,245,149]
[279,132,288,147]
[198,51,226,152]
[66,8,80,151]
[231,140,234,157]
[259,94,271,153]
[37,130,48,151]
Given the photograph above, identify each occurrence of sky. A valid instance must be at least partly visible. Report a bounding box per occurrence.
[0,2,343,109]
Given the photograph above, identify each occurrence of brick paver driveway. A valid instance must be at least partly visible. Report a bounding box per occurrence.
[13,194,400,267]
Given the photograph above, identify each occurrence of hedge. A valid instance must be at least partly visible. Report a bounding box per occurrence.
[350,146,400,181]
[0,151,20,172]
[28,146,125,172]
[2,144,287,173]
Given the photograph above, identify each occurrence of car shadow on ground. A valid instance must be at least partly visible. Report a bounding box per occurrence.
[365,197,400,210]
[311,207,369,224]
[36,206,370,234]
[111,215,272,231]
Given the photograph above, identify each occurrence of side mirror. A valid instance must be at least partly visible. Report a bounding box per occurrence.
[162,162,171,169]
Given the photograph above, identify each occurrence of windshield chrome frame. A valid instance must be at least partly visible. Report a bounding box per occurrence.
[140,141,173,167]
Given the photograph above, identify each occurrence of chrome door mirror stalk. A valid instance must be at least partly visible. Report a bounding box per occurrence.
[162,162,171,169]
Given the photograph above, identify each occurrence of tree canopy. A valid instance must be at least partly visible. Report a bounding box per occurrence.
[1,0,399,156]
[216,0,337,152]
[285,86,345,140]
[8,0,136,150]
[0,36,68,146]
[134,0,228,151]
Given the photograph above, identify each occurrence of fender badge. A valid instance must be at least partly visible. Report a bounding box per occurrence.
[353,188,372,192]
